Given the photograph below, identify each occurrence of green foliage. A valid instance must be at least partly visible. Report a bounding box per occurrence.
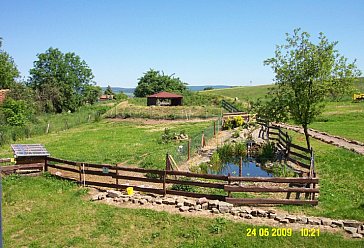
[232,130,240,138]
[270,163,295,177]
[160,128,187,144]
[222,116,244,130]
[28,47,96,113]
[171,177,197,192]
[104,85,114,95]
[134,69,187,97]
[203,86,214,91]
[182,91,222,106]
[1,98,31,126]
[263,29,361,148]
[114,92,128,101]
[82,85,102,105]
[0,48,20,89]
[256,142,277,165]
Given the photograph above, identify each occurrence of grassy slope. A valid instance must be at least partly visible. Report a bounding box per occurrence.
[4,175,362,248]
[0,120,212,168]
[282,131,364,221]
[200,84,272,101]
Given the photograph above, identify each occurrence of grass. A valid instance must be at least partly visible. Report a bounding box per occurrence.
[281,131,364,221]
[0,120,213,169]
[309,101,364,142]
[4,174,363,248]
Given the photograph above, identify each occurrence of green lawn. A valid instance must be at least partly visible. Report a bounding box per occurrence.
[4,175,362,248]
[310,101,364,142]
[281,131,364,221]
[0,120,212,169]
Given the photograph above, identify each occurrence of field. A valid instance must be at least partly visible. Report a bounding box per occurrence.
[4,175,363,248]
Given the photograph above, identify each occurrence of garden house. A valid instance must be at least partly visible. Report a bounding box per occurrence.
[147,92,183,106]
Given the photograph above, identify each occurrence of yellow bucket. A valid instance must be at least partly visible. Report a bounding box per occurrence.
[126,187,134,196]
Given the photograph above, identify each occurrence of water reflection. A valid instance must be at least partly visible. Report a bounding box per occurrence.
[208,159,273,177]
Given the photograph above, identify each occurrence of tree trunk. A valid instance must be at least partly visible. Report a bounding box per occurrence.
[302,124,311,150]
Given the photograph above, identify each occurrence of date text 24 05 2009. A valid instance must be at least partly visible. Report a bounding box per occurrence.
[246,228,320,237]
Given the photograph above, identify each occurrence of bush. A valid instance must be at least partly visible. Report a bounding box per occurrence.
[1,98,32,126]
[171,177,197,192]
[222,116,245,130]
[256,142,277,165]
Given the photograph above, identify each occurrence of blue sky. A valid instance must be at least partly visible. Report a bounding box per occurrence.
[1,0,363,87]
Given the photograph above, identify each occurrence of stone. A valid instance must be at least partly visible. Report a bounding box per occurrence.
[197,197,209,205]
[257,210,267,217]
[343,220,362,228]
[274,215,286,222]
[211,208,220,214]
[184,200,196,207]
[139,199,147,205]
[107,190,122,198]
[218,202,233,214]
[298,217,308,224]
[268,213,277,219]
[251,210,258,217]
[308,218,321,225]
[285,215,297,223]
[176,202,184,208]
[179,206,189,212]
[91,194,100,201]
[267,209,276,214]
[208,200,220,209]
[352,233,363,239]
[331,220,344,227]
[162,198,175,205]
[114,197,123,202]
[189,207,195,212]
[279,219,289,224]
[201,203,209,210]
[240,207,251,214]
[195,204,202,210]
[358,228,364,235]
[231,210,239,216]
[320,218,332,226]
[344,227,358,234]
[155,199,162,204]
[244,214,253,219]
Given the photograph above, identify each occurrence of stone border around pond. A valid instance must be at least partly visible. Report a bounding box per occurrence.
[91,190,364,239]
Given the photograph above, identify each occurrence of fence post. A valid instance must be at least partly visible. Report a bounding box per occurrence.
[44,157,48,172]
[116,164,119,189]
[165,153,171,171]
[201,131,205,148]
[187,139,191,161]
[213,121,216,136]
[266,121,270,140]
[163,169,167,197]
[227,173,232,198]
[78,163,82,186]
[239,156,242,177]
[46,123,50,134]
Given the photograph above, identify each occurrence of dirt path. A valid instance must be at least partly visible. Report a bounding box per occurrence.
[275,123,364,155]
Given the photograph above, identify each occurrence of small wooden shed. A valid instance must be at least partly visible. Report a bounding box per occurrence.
[147,92,183,106]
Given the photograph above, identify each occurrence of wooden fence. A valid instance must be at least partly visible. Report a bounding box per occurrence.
[42,156,318,205]
[0,158,44,175]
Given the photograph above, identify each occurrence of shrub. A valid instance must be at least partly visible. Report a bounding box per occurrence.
[257,142,277,165]
[171,177,197,192]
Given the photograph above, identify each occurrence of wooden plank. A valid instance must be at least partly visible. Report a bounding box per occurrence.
[225,198,318,205]
[83,181,117,188]
[228,176,319,184]
[82,169,116,177]
[268,126,280,130]
[289,143,311,153]
[47,163,80,173]
[0,163,43,172]
[268,131,279,136]
[165,178,225,189]
[289,151,311,161]
[83,163,116,170]
[224,185,319,193]
[47,157,78,166]
[286,157,310,169]
[166,190,225,201]
[166,170,228,181]
[0,158,11,163]
[113,174,163,184]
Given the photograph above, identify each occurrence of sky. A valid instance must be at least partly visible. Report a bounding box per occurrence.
[1,0,363,87]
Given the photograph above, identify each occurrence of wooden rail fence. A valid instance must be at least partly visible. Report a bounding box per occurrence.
[41,156,319,205]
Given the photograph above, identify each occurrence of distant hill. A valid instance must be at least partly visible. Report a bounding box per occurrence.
[101,85,232,96]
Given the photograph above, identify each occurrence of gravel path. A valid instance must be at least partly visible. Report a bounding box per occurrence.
[275,123,364,155]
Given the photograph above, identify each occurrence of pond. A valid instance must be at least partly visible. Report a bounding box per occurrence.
[208,159,273,177]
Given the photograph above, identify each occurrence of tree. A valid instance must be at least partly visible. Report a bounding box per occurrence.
[263,29,361,149]
[28,47,95,113]
[1,98,31,126]
[83,85,102,104]
[134,69,188,97]
[0,45,20,89]
[104,85,114,95]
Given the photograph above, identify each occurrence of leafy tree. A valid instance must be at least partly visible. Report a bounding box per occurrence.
[203,87,214,91]
[82,85,102,104]
[263,29,361,149]
[104,85,114,95]
[28,47,95,113]
[1,98,30,126]
[134,69,187,97]
[0,46,20,89]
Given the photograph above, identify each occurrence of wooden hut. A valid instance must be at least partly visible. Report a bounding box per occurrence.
[147,92,183,106]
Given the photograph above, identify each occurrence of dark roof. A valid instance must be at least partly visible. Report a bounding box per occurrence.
[147,91,183,98]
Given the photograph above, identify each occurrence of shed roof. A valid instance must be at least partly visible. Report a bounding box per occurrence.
[147,91,183,98]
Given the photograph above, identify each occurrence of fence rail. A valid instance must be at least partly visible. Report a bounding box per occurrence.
[42,156,319,205]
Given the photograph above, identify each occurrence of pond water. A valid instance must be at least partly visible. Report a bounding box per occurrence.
[208,159,273,177]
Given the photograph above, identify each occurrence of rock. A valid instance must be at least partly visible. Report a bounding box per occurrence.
[279,219,289,224]
[343,220,362,228]
[114,197,123,202]
[258,210,267,217]
[197,197,209,205]
[55,171,62,177]
[308,218,321,225]
[91,194,101,201]
[274,215,286,222]
[219,202,233,214]
[107,190,122,198]
[267,209,276,214]
[201,202,209,210]
[155,198,162,204]
[352,233,363,239]
[183,200,196,207]
[208,200,220,209]
[268,213,277,219]
[332,220,344,227]
[189,207,195,212]
[162,198,175,205]
[139,199,147,205]
[195,204,202,210]
[344,227,358,234]
[320,218,332,226]
[358,228,364,235]
[176,202,184,208]
[231,210,239,216]
[285,215,297,223]
[298,217,308,224]
[251,210,258,217]
[211,208,220,214]
[179,206,189,212]
[240,207,251,214]
[244,214,253,219]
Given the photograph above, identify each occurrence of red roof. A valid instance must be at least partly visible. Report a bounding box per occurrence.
[147,91,183,98]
